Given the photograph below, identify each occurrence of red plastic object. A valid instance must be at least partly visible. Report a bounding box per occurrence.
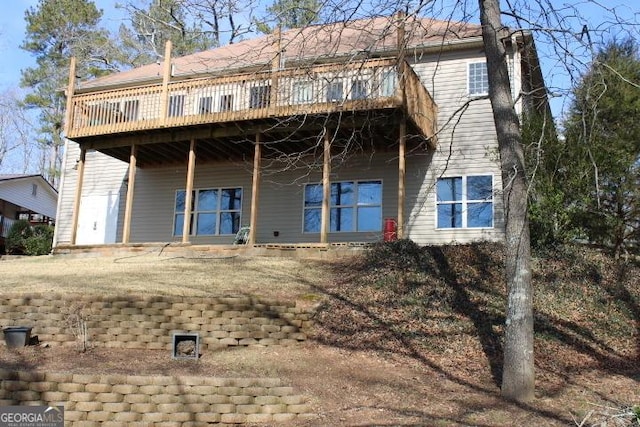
[383,218,397,242]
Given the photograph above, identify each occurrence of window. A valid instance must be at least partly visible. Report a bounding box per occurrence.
[380,70,397,97]
[326,81,343,102]
[303,180,382,233]
[122,100,139,122]
[249,85,271,109]
[219,94,233,112]
[31,184,38,196]
[468,62,489,96]
[436,175,493,229]
[168,94,185,117]
[173,187,242,236]
[351,80,368,100]
[292,81,313,104]
[198,97,213,114]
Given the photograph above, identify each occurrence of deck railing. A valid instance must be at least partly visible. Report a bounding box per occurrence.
[66,57,437,142]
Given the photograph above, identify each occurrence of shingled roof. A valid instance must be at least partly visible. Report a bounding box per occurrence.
[77,15,482,91]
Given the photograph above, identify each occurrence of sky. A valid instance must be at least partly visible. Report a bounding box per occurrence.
[0,0,127,91]
[0,1,638,120]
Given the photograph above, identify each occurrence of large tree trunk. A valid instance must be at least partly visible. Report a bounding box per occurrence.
[478,0,535,402]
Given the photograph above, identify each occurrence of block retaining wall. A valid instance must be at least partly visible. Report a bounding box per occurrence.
[0,369,314,425]
[0,294,311,350]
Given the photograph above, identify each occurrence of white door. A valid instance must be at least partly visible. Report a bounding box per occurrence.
[76,193,119,245]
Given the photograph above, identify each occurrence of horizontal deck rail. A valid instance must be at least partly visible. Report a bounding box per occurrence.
[66,58,437,142]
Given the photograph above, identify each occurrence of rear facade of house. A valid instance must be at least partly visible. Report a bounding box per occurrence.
[53,15,545,250]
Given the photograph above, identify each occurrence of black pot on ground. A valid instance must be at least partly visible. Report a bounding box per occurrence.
[3,326,33,348]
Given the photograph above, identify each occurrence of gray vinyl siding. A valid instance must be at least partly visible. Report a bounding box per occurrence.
[405,49,506,244]
[128,163,254,244]
[255,153,398,244]
[124,153,400,245]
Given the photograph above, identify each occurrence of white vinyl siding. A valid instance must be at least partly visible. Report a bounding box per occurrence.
[54,142,128,246]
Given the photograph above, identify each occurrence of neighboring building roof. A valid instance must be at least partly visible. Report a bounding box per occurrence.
[0,174,58,194]
[77,15,483,91]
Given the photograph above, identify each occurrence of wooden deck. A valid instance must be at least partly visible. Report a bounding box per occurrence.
[66,58,437,148]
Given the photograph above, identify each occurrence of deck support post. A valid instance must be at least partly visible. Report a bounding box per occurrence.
[320,129,331,244]
[270,28,281,112]
[160,41,173,122]
[249,133,261,245]
[122,144,137,243]
[398,119,406,239]
[70,147,86,245]
[63,57,76,138]
[182,139,196,243]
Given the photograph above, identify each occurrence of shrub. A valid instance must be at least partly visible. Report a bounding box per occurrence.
[24,224,54,255]
[5,219,33,254]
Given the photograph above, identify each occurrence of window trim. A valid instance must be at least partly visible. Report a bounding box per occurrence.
[468,61,489,96]
[302,179,383,233]
[173,187,243,237]
[435,174,494,229]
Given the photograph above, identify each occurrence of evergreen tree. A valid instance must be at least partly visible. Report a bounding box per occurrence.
[256,0,321,34]
[20,0,116,187]
[560,39,640,255]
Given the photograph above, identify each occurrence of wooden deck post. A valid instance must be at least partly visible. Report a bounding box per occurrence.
[160,40,173,122]
[271,27,281,110]
[249,133,261,245]
[70,147,86,245]
[320,129,331,244]
[63,57,77,137]
[182,139,196,243]
[122,144,137,243]
[398,120,406,239]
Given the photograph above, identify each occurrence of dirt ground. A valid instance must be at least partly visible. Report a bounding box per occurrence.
[1,341,638,426]
[1,249,639,426]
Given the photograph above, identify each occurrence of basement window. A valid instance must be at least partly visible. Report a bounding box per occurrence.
[436,175,493,228]
[303,180,382,233]
[174,187,242,236]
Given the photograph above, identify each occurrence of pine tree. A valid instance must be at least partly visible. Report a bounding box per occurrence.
[561,39,640,255]
[20,0,116,187]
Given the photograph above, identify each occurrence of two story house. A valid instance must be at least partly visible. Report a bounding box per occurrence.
[53,14,546,252]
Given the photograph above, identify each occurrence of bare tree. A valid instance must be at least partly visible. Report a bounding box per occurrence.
[479,0,534,402]
[0,90,39,174]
